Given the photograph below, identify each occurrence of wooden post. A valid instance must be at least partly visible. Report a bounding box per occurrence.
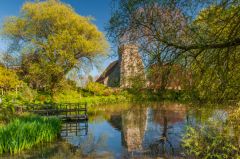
[78,103,80,121]
[66,122,68,137]
[85,121,88,135]
[85,103,87,119]
[65,104,67,120]
[75,122,78,136]
[58,103,60,116]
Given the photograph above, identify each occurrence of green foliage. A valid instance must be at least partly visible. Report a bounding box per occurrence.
[0,66,22,91]
[34,92,53,104]
[0,115,61,154]
[85,82,114,96]
[0,84,39,108]
[182,109,240,159]
[20,84,38,103]
[2,0,108,94]
[53,90,81,103]
[53,93,129,106]
[187,5,240,103]
[80,95,130,106]
[86,82,106,95]
[0,103,15,124]
[129,75,146,91]
[228,107,240,133]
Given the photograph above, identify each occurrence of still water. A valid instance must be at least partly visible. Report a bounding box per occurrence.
[0,102,235,159]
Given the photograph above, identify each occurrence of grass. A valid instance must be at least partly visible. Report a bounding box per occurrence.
[53,89,191,106]
[55,94,131,106]
[0,115,61,154]
[78,95,131,106]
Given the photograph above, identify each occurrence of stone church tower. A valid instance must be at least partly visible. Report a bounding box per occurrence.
[96,44,145,88]
[119,44,145,88]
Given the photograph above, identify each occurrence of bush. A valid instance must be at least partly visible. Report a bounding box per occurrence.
[85,82,106,96]
[228,107,240,132]
[53,90,81,103]
[20,84,38,103]
[182,109,240,159]
[85,82,115,96]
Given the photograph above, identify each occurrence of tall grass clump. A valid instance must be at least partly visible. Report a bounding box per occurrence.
[0,115,61,154]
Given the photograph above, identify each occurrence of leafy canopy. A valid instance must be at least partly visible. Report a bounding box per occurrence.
[2,0,108,93]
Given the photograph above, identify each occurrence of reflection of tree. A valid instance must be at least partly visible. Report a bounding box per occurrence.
[149,113,174,155]
[148,103,186,156]
[79,133,108,155]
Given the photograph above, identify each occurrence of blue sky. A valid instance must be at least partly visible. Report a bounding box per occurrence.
[0,0,116,76]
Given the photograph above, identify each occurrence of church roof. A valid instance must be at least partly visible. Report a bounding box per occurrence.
[96,60,119,83]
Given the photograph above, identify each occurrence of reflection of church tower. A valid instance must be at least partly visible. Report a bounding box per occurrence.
[121,107,147,152]
[118,44,145,88]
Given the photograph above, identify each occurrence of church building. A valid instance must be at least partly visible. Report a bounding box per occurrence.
[96,44,145,88]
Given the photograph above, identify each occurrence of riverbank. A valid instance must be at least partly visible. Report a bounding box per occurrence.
[1,102,239,158]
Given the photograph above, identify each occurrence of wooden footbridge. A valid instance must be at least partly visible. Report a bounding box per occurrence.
[23,103,88,121]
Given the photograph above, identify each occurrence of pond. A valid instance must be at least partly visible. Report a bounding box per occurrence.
[0,102,237,159]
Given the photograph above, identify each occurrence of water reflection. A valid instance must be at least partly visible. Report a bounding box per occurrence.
[118,103,187,158]
[1,102,236,159]
[61,121,88,138]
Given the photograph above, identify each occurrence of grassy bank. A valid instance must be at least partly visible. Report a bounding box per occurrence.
[1,80,195,108]
[0,115,61,154]
[53,88,193,106]
[55,94,131,106]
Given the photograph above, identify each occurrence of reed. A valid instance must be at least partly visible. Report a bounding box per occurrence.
[0,115,61,154]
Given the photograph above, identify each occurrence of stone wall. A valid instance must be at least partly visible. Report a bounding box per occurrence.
[106,62,120,87]
[118,44,145,88]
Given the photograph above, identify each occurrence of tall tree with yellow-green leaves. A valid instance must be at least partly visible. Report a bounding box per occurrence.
[1,0,108,95]
[0,66,22,93]
[189,4,240,102]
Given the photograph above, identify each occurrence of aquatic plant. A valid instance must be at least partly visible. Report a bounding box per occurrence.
[0,115,61,154]
[182,109,240,159]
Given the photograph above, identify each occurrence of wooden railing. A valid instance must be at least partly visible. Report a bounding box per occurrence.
[22,103,88,121]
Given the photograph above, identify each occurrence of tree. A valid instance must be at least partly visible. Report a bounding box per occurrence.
[0,66,22,93]
[2,0,108,94]
[107,0,240,102]
[88,75,94,83]
[0,52,17,69]
[189,4,240,102]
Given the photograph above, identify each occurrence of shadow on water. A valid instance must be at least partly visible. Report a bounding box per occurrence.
[0,102,236,159]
